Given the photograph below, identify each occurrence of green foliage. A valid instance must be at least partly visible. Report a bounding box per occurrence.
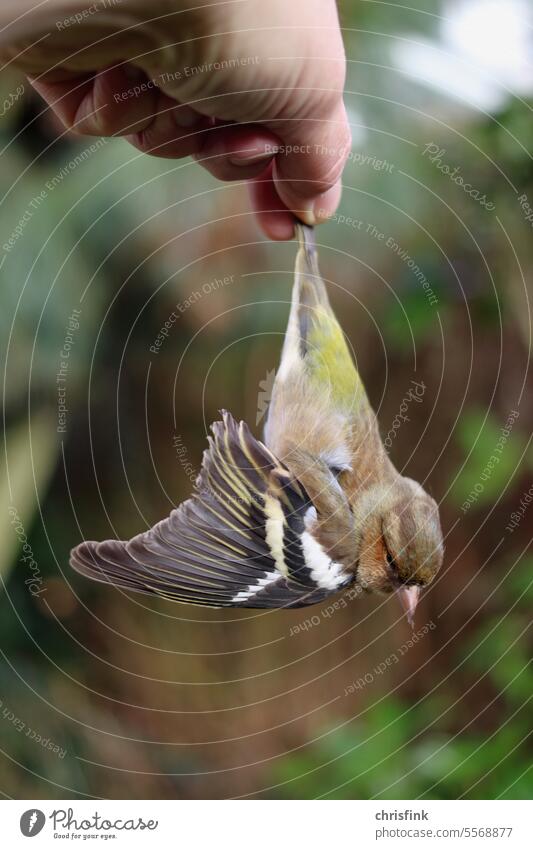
[271,559,533,799]
[0,412,59,586]
[382,289,445,351]
[449,409,527,509]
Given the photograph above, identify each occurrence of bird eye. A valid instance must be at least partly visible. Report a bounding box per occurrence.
[322,452,352,479]
[386,552,398,572]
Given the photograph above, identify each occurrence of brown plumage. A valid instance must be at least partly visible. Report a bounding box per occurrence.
[70,223,443,624]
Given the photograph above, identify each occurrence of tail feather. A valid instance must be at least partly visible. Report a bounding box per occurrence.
[264,221,367,452]
[278,224,331,376]
[295,224,331,340]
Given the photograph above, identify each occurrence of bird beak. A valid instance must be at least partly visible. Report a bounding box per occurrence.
[397,586,420,627]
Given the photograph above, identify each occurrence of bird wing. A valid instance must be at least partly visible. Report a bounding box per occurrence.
[70,411,354,609]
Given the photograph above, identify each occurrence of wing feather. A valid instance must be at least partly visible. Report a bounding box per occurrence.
[70,411,353,608]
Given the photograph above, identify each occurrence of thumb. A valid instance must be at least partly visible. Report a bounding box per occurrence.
[271,99,351,225]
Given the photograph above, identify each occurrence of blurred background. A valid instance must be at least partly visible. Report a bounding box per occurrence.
[0,0,532,800]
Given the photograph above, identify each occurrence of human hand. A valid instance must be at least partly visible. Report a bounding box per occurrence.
[0,0,351,239]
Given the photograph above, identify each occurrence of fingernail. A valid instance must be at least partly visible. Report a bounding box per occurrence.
[229,148,277,166]
[312,183,343,224]
[294,183,342,228]
[296,205,317,226]
[174,105,199,128]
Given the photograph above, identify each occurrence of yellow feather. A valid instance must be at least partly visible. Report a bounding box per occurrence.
[278,223,366,411]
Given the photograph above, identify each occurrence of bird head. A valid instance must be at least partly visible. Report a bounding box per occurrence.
[353,477,443,623]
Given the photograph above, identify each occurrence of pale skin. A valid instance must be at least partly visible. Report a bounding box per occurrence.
[0,0,351,239]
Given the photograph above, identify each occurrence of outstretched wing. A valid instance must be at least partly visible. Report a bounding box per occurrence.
[70,411,353,609]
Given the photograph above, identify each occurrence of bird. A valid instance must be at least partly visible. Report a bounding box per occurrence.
[70,223,443,625]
